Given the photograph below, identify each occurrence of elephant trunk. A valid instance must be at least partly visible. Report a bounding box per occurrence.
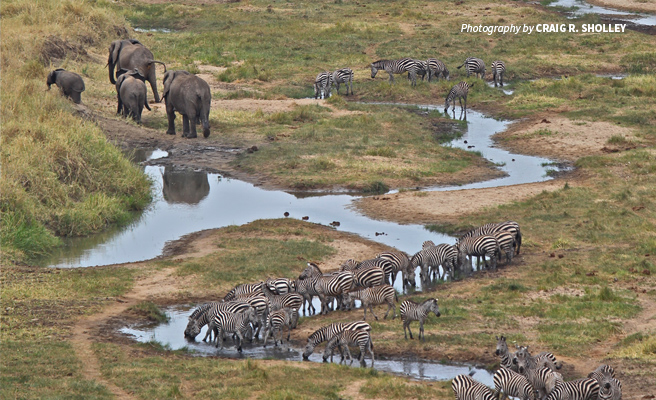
[108,60,116,84]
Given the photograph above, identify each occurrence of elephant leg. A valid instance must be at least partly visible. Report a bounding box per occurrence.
[187,114,198,139]
[117,95,123,115]
[166,107,176,135]
[182,115,192,138]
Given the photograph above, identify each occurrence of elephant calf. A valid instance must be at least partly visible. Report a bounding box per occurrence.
[162,70,211,138]
[46,69,85,104]
[116,68,151,124]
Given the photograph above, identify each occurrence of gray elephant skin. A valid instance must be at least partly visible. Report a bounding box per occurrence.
[162,70,211,139]
[108,39,166,103]
[115,68,151,124]
[162,166,210,205]
[46,69,85,104]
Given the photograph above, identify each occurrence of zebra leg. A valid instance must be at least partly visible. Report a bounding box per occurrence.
[368,340,375,368]
[387,71,394,82]
[369,304,379,321]
[406,321,414,340]
[216,328,223,349]
[420,319,425,341]
[500,73,504,87]
[236,331,244,352]
[344,345,354,365]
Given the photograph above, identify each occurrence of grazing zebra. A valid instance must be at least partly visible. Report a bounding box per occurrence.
[400,298,441,341]
[343,284,397,321]
[412,59,430,81]
[376,251,411,287]
[223,282,262,301]
[493,366,537,400]
[331,68,353,96]
[262,307,294,347]
[426,58,450,81]
[352,265,386,288]
[302,321,371,360]
[358,257,396,285]
[370,58,423,86]
[515,352,562,399]
[546,377,600,400]
[410,243,458,282]
[444,81,474,114]
[265,277,295,295]
[598,378,622,400]
[495,335,518,372]
[493,230,515,265]
[260,283,302,327]
[452,374,497,400]
[461,221,522,255]
[184,300,251,341]
[212,307,259,352]
[314,71,332,99]
[457,57,486,79]
[456,235,500,274]
[322,329,375,367]
[492,60,506,87]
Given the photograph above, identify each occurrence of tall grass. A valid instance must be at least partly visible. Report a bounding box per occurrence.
[0,0,151,261]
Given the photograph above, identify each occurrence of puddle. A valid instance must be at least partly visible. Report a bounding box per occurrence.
[121,306,494,386]
[134,27,173,33]
[548,0,656,27]
[486,81,514,95]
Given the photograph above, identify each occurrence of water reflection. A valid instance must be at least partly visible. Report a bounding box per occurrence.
[162,166,210,205]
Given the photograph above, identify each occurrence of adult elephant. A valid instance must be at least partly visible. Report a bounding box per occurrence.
[162,70,211,139]
[115,68,151,124]
[46,69,85,104]
[107,39,166,103]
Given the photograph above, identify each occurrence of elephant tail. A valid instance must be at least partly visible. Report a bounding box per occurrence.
[148,60,167,73]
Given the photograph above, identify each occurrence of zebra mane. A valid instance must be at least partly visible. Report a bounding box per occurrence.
[371,60,389,67]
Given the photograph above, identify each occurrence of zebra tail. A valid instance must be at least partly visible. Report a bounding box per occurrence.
[394,291,398,302]
[457,63,465,69]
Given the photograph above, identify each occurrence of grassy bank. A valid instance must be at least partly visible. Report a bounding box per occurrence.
[0,0,152,262]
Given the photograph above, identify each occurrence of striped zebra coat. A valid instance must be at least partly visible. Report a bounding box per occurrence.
[514,345,562,372]
[322,329,375,367]
[344,284,397,321]
[456,234,500,274]
[357,257,396,285]
[223,282,262,301]
[588,364,615,381]
[495,335,518,372]
[546,377,600,400]
[262,307,294,347]
[452,374,497,400]
[515,353,561,399]
[314,71,332,99]
[493,366,537,400]
[260,283,302,327]
[184,300,251,341]
[426,58,450,82]
[461,221,522,255]
[410,243,458,282]
[302,321,371,360]
[376,251,411,287]
[371,58,423,86]
[491,60,506,87]
[294,276,319,316]
[351,265,386,288]
[230,293,271,340]
[400,298,441,341]
[212,307,259,352]
[598,378,622,400]
[331,68,353,96]
[493,230,515,265]
[265,277,295,294]
[444,81,474,114]
[457,57,486,79]
[299,263,354,314]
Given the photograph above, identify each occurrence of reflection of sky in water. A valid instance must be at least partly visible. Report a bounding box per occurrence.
[549,0,656,26]
[121,306,495,387]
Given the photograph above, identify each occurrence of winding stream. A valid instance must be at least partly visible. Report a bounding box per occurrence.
[548,0,656,27]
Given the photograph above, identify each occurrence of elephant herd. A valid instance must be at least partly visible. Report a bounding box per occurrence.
[46,38,211,138]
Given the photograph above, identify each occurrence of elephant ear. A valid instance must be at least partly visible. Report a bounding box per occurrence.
[128,38,142,45]
[46,70,57,88]
[162,70,188,101]
[111,40,126,67]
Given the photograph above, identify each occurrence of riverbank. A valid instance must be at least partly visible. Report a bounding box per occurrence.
[587,0,656,14]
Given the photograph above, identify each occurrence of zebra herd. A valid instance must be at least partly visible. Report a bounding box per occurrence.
[314,68,354,99]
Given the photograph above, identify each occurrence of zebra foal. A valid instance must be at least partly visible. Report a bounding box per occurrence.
[400,298,441,341]
[314,71,332,99]
[322,329,375,367]
[332,68,353,95]
[492,60,506,87]
[262,307,294,347]
[212,307,258,352]
[344,284,397,321]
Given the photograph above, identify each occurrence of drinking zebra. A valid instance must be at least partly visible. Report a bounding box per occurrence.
[399,298,441,341]
[314,71,332,99]
[493,366,537,400]
[262,307,294,347]
[343,284,397,321]
[184,300,251,342]
[461,221,522,255]
[444,81,474,114]
[495,335,518,372]
[426,58,450,81]
[492,60,506,87]
[230,293,271,340]
[302,320,371,360]
[452,374,497,400]
[546,376,600,400]
[410,243,458,283]
[456,234,500,274]
[493,230,515,265]
[457,57,486,79]
[322,329,375,367]
[212,307,259,352]
[370,58,423,87]
[223,282,262,301]
[331,68,353,96]
[376,251,411,287]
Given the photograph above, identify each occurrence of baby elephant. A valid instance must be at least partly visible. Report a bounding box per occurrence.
[162,70,211,138]
[115,68,151,124]
[46,69,85,104]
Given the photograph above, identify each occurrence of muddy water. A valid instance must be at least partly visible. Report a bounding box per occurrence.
[120,306,495,386]
[549,0,656,26]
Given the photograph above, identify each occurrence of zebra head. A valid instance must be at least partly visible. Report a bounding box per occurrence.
[429,298,441,317]
[184,319,201,340]
[370,64,379,79]
[302,342,315,360]
[299,262,320,280]
[495,335,507,356]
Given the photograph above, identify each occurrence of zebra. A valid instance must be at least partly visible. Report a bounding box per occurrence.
[493,230,515,265]
[331,68,353,96]
[598,378,622,400]
[339,259,360,272]
[514,345,562,372]
[461,221,522,255]
[457,57,486,79]
[352,265,386,288]
[376,251,411,287]
[370,58,423,87]
[299,263,354,314]
[515,352,562,399]
[322,329,375,367]
[493,366,537,400]
[400,298,441,341]
[302,320,371,360]
[223,282,262,301]
[343,284,398,321]
[426,58,450,82]
[495,335,518,372]
[444,81,474,114]
[314,71,332,99]
[546,376,600,400]
[410,243,458,283]
[588,364,615,381]
[184,300,251,342]
[262,307,294,347]
[357,257,396,285]
[456,234,500,274]
[492,60,506,87]
[294,276,319,316]
[265,277,295,295]
[259,283,302,327]
[229,293,271,340]
[412,59,429,81]
[212,307,259,352]
[452,374,497,400]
